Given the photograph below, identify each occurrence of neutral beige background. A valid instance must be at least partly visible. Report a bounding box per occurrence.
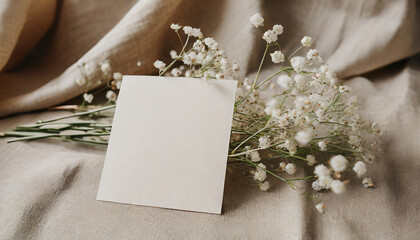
[0,0,419,239]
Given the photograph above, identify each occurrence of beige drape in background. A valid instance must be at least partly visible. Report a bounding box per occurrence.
[1,0,419,239]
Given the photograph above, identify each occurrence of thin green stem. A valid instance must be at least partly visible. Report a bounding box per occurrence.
[252,44,269,89]
[37,105,116,124]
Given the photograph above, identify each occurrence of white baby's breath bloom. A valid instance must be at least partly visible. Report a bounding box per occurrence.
[116,81,122,89]
[318,176,333,189]
[106,90,117,102]
[254,163,267,182]
[314,164,330,177]
[183,26,203,38]
[285,139,297,154]
[153,60,166,71]
[301,36,312,47]
[295,129,313,146]
[170,23,181,30]
[272,24,283,35]
[279,162,286,171]
[170,50,178,59]
[259,181,270,191]
[277,74,293,90]
[83,93,94,103]
[100,62,111,74]
[250,151,261,162]
[76,77,86,86]
[294,74,307,89]
[113,72,123,81]
[258,136,271,149]
[307,49,322,61]
[254,171,266,182]
[136,61,142,67]
[318,141,327,151]
[270,51,285,63]
[171,68,182,77]
[330,180,346,194]
[353,161,367,177]
[315,203,325,213]
[290,56,306,72]
[362,177,375,188]
[307,155,316,166]
[250,13,264,28]
[312,180,323,191]
[204,37,218,50]
[262,30,278,43]
[330,155,348,172]
[285,163,296,175]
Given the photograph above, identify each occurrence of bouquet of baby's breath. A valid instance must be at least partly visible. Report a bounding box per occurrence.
[2,13,381,213]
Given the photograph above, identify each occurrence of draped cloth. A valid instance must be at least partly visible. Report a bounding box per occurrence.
[1,0,419,239]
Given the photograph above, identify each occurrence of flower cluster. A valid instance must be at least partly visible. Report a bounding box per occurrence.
[6,13,381,214]
[152,24,239,81]
[150,17,381,212]
[75,60,131,106]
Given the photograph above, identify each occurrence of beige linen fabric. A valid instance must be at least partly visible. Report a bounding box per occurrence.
[1,0,420,239]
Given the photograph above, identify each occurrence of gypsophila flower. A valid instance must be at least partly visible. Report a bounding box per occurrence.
[272,24,283,35]
[314,164,331,177]
[290,56,306,72]
[170,50,178,59]
[171,68,182,77]
[330,180,346,194]
[262,30,278,43]
[285,163,296,175]
[250,151,261,162]
[270,51,285,63]
[100,62,111,74]
[330,155,348,172]
[301,36,312,47]
[307,49,322,61]
[153,60,166,71]
[307,155,316,166]
[250,13,264,28]
[353,161,367,177]
[254,163,267,182]
[83,93,94,103]
[170,23,181,31]
[183,26,203,38]
[362,177,376,188]
[312,180,323,191]
[295,129,313,146]
[76,77,86,86]
[277,74,293,90]
[136,61,142,67]
[204,37,218,50]
[116,81,122,89]
[113,72,123,81]
[315,203,325,213]
[259,181,270,191]
[279,162,286,171]
[259,136,271,149]
[106,90,117,102]
[318,141,327,151]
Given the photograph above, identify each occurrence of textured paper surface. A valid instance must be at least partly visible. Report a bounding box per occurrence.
[97,76,237,214]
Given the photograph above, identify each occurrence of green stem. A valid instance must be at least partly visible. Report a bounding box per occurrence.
[160,36,190,76]
[37,105,116,124]
[252,44,269,89]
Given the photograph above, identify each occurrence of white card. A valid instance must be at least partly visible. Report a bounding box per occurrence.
[97,76,237,214]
